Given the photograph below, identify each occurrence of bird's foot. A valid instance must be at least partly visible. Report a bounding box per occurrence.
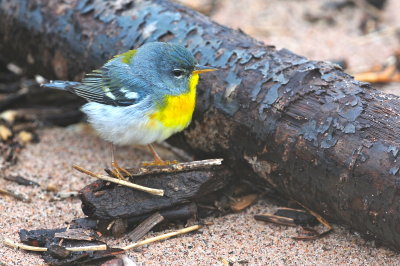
[110,161,131,180]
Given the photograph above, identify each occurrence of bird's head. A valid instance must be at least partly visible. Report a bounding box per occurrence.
[132,42,217,95]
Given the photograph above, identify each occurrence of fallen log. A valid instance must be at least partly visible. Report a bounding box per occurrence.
[1,0,400,251]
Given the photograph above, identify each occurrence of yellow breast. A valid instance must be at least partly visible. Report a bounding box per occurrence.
[149,73,199,130]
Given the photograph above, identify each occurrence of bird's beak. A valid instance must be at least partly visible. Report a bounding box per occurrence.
[192,65,218,74]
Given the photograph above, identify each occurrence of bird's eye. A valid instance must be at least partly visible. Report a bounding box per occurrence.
[172,69,185,78]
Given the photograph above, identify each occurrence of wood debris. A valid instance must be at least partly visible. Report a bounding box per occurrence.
[54,228,99,242]
[73,164,165,196]
[2,237,107,252]
[16,130,34,145]
[125,203,197,226]
[353,51,400,83]
[127,212,164,242]
[3,175,39,186]
[255,206,332,240]
[123,159,224,177]
[0,125,11,141]
[79,163,230,220]
[0,186,31,202]
[51,191,79,201]
[122,225,201,250]
[4,222,201,265]
[230,194,258,212]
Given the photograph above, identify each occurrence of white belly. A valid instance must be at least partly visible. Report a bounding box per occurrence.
[81,101,178,146]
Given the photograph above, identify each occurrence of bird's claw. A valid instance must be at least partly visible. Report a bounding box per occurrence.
[111,161,131,180]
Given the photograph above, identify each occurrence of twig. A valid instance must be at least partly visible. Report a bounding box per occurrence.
[107,220,115,231]
[51,191,79,201]
[3,175,39,187]
[0,187,31,202]
[124,159,224,177]
[2,237,107,252]
[254,214,297,227]
[296,201,333,231]
[293,201,334,240]
[73,165,164,196]
[66,245,107,252]
[127,212,164,242]
[58,224,70,246]
[122,225,201,250]
[292,227,332,241]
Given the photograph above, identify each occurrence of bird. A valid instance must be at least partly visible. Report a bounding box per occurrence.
[42,42,217,179]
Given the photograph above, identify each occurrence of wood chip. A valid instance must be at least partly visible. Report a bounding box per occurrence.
[0,125,12,141]
[16,131,33,145]
[54,228,98,241]
[122,225,201,250]
[254,213,296,227]
[0,110,18,123]
[0,187,31,202]
[4,175,39,186]
[230,194,258,212]
[51,191,79,201]
[127,212,164,242]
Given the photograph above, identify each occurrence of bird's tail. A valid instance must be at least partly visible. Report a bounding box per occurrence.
[41,80,81,92]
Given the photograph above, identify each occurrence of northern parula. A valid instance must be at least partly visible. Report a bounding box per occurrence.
[42,42,217,175]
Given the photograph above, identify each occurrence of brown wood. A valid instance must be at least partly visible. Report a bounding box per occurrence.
[54,228,99,242]
[127,212,164,242]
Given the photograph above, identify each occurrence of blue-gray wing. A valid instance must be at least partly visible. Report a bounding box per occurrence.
[72,59,147,106]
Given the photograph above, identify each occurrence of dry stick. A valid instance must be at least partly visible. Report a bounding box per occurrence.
[3,226,201,253]
[55,228,98,242]
[0,187,31,202]
[73,165,164,196]
[128,212,165,242]
[2,238,107,252]
[296,201,333,231]
[293,201,334,240]
[122,225,201,251]
[254,214,297,227]
[125,159,224,177]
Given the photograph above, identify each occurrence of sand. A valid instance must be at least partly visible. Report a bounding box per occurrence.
[1,128,400,265]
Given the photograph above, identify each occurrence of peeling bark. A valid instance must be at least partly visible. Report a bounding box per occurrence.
[1,0,400,251]
[79,166,231,219]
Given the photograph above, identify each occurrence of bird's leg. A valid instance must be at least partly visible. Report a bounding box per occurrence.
[148,143,164,164]
[143,144,177,166]
[110,144,131,180]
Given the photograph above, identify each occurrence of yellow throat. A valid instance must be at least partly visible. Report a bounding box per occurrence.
[150,73,199,130]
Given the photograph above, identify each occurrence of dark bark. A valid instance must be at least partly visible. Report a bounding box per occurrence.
[126,202,198,224]
[1,0,400,251]
[79,166,231,219]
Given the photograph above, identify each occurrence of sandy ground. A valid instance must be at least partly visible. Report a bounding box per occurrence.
[1,0,400,265]
[1,128,400,265]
